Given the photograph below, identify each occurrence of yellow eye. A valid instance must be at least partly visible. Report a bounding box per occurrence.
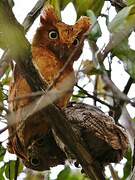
[73,38,80,47]
[48,30,58,39]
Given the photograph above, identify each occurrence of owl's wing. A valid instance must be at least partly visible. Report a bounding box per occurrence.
[7,66,19,153]
[7,65,32,154]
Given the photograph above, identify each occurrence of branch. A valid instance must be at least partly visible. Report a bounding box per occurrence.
[0,126,8,134]
[22,0,45,32]
[14,158,20,180]
[112,77,134,121]
[123,77,134,95]
[130,166,135,180]
[109,164,120,180]
[102,75,130,103]
[105,0,126,11]
[76,84,113,109]
[0,102,10,114]
[102,74,135,121]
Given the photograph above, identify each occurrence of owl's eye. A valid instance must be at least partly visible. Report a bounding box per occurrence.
[73,38,80,47]
[37,137,44,146]
[49,30,59,39]
[31,158,40,167]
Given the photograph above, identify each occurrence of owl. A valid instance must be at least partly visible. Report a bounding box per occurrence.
[7,4,91,170]
[22,103,128,171]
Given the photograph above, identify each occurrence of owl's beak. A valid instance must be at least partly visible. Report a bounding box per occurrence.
[59,45,70,60]
[59,49,65,59]
[48,44,70,61]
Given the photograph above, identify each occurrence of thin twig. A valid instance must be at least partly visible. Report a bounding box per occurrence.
[8,160,11,180]
[0,103,10,114]
[123,77,134,95]
[76,84,113,109]
[109,164,120,180]
[0,126,8,134]
[14,158,20,180]
[106,0,126,9]
[8,91,43,103]
[102,75,130,102]
[0,148,6,158]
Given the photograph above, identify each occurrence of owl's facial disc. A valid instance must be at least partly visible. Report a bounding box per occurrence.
[23,133,66,171]
[48,36,82,61]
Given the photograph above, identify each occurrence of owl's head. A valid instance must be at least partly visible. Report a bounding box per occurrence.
[23,132,66,171]
[32,4,91,61]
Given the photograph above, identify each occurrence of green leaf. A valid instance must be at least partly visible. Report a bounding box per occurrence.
[0,144,6,162]
[18,161,24,175]
[112,38,135,79]
[60,0,72,10]
[0,167,5,180]
[5,161,15,180]
[8,0,14,8]
[0,33,7,50]
[87,10,102,41]
[107,5,135,50]
[127,0,135,6]
[57,166,71,180]
[89,0,104,17]
[121,149,132,180]
[57,166,88,180]
[48,0,61,19]
[0,88,4,103]
[74,0,104,18]
[5,160,23,180]
[81,60,102,75]
[1,69,11,86]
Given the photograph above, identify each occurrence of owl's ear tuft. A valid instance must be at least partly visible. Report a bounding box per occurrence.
[75,17,91,34]
[40,4,59,25]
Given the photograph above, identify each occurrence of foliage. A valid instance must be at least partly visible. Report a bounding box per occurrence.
[57,166,89,180]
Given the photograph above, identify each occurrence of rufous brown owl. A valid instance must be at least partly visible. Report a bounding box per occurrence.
[20,103,129,172]
[7,4,91,169]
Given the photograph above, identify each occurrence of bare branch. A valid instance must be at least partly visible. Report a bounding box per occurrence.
[0,126,8,134]
[76,84,113,109]
[102,75,130,103]
[105,0,126,11]
[22,0,45,32]
[14,158,20,180]
[0,102,10,114]
[130,166,135,180]
[109,164,120,180]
